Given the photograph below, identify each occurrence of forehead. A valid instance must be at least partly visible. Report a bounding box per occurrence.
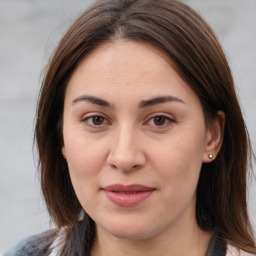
[69,40,173,82]
[65,40,199,106]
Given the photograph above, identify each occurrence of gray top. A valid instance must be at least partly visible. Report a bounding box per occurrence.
[4,229,227,256]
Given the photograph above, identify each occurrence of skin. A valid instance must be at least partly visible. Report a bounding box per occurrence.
[62,40,224,256]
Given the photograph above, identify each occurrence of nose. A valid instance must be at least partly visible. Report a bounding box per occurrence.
[107,125,146,171]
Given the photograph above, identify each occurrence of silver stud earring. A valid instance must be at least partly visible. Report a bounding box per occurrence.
[208,154,213,159]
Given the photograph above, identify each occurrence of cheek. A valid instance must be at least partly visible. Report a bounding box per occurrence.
[65,139,107,210]
[151,144,202,216]
[64,130,108,176]
[152,134,204,171]
[149,130,205,196]
[63,135,108,202]
[62,120,110,204]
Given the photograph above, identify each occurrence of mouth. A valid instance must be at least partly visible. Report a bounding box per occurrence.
[102,184,156,207]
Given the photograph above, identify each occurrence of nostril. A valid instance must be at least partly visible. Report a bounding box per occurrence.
[106,135,146,171]
[107,153,145,172]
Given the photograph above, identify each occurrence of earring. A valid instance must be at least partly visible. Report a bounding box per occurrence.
[208,154,213,159]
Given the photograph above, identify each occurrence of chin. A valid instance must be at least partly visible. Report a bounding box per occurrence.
[108,227,153,241]
[97,217,161,241]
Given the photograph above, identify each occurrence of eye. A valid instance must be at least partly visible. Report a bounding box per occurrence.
[90,116,105,125]
[82,115,108,127]
[152,116,168,126]
[146,114,176,127]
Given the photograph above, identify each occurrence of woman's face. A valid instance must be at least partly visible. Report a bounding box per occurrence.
[62,40,215,240]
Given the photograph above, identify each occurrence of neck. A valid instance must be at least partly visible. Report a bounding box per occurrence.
[90,219,212,256]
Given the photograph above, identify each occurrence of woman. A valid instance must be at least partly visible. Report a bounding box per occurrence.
[5,0,255,255]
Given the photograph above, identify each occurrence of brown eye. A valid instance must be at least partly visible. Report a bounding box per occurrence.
[82,115,110,128]
[153,116,167,126]
[82,115,107,127]
[92,116,105,125]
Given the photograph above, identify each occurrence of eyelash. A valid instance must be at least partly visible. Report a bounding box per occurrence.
[145,114,176,128]
[81,114,176,129]
[81,114,109,128]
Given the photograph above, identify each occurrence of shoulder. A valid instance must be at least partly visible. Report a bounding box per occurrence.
[226,244,255,256]
[3,229,57,256]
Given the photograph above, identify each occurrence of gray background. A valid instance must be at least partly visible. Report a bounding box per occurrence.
[0,0,255,254]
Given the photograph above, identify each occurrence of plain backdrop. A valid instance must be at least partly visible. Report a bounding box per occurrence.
[0,0,255,254]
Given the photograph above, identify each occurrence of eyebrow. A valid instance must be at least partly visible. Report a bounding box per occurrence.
[72,95,185,108]
[72,95,112,107]
[139,96,185,108]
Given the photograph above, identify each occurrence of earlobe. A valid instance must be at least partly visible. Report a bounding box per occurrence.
[203,111,225,163]
[61,146,66,159]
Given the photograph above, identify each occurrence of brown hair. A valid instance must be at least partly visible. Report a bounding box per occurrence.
[35,0,255,254]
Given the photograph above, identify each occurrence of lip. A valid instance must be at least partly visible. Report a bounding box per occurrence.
[102,184,156,207]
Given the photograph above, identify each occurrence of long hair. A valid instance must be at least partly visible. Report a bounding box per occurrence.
[35,0,255,254]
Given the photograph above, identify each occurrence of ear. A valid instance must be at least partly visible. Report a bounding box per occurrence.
[203,111,225,163]
[61,146,66,158]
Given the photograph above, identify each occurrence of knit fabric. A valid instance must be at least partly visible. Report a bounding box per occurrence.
[4,230,55,256]
[4,229,254,256]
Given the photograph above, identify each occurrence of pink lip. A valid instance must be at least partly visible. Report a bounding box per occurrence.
[102,184,155,207]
